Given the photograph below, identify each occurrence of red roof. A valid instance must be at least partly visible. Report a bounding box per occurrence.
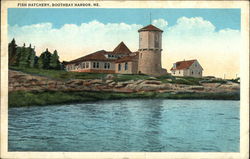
[170,60,196,71]
[115,52,138,63]
[138,24,163,32]
[65,42,133,64]
[65,50,115,64]
[113,41,131,54]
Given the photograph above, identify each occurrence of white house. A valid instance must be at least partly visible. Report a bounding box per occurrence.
[170,59,203,78]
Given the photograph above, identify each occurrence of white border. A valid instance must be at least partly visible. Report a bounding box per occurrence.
[1,1,249,159]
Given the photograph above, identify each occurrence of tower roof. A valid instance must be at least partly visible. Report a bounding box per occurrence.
[113,41,132,54]
[138,24,163,32]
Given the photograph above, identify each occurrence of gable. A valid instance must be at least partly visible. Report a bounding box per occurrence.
[189,60,204,70]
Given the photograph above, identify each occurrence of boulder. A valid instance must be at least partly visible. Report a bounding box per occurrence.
[105,74,115,80]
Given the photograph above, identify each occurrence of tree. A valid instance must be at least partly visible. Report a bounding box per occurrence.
[38,48,52,69]
[49,50,61,69]
[34,56,39,68]
[18,43,30,67]
[8,38,17,66]
[27,44,36,68]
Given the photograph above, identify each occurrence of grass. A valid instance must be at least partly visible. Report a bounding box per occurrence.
[9,90,240,107]
[10,66,239,85]
[168,76,202,85]
[10,66,152,82]
[10,66,106,80]
[201,79,227,84]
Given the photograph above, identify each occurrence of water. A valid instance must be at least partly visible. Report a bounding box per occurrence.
[8,99,239,152]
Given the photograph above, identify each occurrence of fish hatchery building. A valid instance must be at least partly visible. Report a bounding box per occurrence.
[64,24,167,76]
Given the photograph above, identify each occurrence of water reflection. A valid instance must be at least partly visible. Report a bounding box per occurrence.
[140,99,164,151]
[8,99,239,152]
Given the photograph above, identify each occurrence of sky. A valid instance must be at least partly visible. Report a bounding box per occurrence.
[8,8,241,78]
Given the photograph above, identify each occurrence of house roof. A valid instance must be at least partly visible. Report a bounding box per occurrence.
[115,52,139,63]
[170,59,197,71]
[65,50,115,64]
[113,41,131,54]
[138,24,163,32]
[64,42,133,64]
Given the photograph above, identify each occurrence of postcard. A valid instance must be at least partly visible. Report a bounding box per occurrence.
[1,0,249,159]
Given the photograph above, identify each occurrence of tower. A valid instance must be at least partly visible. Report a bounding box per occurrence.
[137,24,166,76]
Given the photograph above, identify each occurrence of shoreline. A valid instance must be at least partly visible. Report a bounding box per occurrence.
[9,90,240,107]
[8,68,240,107]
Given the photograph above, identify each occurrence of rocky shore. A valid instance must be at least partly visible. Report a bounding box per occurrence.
[8,70,240,107]
[9,70,239,94]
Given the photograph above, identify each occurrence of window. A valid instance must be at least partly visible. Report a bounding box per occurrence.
[86,62,89,68]
[125,62,128,70]
[154,33,159,48]
[179,71,180,74]
[83,62,85,68]
[139,35,142,48]
[191,71,194,74]
[118,64,121,71]
[93,62,96,68]
[104,63,110,69]
[96,62,99,68]
[198,72,201,74]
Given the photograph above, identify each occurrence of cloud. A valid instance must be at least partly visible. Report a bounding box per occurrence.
[160,17,240,78]
[8,17,241,78]
[152,18,168,28]
[8,21,142,61]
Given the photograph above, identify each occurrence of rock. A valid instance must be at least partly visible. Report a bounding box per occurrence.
[202,83,221,88]
[105,74,115,80]
[114,82,128,88]
[135,83,169,91]
[217,83,240,91]
[189,86,204,91]
[142,80,162,85]
[8,70,240,94]
[148,77,157,80]
[105,80,113,84]
[108,81,116,87]
[88,79,103,84]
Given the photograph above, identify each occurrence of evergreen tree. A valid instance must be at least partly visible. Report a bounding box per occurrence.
[8,39,62,70]
[8,38,17,66]
[27,44,35,68]
[15,47,22,66]
[38,48,52,69]
[18,43,30,67]
[34,56,39,68]
[50,50,61,69]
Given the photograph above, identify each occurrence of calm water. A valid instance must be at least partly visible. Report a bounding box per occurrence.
[9,99,239,152]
